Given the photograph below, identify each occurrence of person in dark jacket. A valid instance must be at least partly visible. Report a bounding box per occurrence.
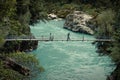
[67,33,70,41]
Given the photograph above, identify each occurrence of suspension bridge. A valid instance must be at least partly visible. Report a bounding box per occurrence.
[5,36,114,42]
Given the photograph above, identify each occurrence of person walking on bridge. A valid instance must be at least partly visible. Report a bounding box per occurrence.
[67,33,70,41]
[49,33,52,41]
[49,33,54,41]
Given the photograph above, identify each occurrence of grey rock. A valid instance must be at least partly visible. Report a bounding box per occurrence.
[64,11,94,35]
[48,13,57,19]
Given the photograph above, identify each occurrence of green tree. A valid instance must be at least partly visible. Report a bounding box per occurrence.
[30,0,47,24]
[110,10,120,63]
[95,10,115,37]
[110,29,120,62]
[93,10,115,54]
[0,0,16,20]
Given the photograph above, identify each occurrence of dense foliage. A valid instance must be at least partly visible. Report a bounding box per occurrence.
[0,0,44,80]
[0,52,44,80]
[110,10,120,63]
[91,10,115,54]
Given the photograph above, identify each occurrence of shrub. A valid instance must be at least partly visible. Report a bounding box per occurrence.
[0,52,44,80]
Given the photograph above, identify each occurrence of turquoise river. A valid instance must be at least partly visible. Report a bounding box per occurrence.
[30,19,115,80]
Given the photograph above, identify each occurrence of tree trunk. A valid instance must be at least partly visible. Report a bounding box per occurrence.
[0,56,30,76]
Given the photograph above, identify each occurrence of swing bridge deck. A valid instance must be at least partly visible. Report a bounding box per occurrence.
[5,38,114,42]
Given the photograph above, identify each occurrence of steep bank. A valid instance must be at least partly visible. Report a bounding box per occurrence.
[0,0,44,52]
[0,0,45,80]
[107,63,120,80]
[64,11,94,35]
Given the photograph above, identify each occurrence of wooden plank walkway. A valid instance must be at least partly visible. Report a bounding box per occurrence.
[5,38,114,42]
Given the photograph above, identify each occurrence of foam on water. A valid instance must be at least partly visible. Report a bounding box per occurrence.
[30,20,115,80]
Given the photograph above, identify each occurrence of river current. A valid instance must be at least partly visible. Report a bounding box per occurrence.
[30,19,115,80]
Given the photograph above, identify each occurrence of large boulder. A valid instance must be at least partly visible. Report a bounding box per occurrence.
[64,11,94,35]
[48,13,57,19]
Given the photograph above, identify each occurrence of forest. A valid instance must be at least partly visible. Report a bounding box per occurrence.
[0,0,120,80]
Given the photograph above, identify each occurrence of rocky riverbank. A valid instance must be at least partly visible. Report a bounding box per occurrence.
[0,35,38,53]
[64,11,94,35]
[107,63,120,80]
[0,0,39,53]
